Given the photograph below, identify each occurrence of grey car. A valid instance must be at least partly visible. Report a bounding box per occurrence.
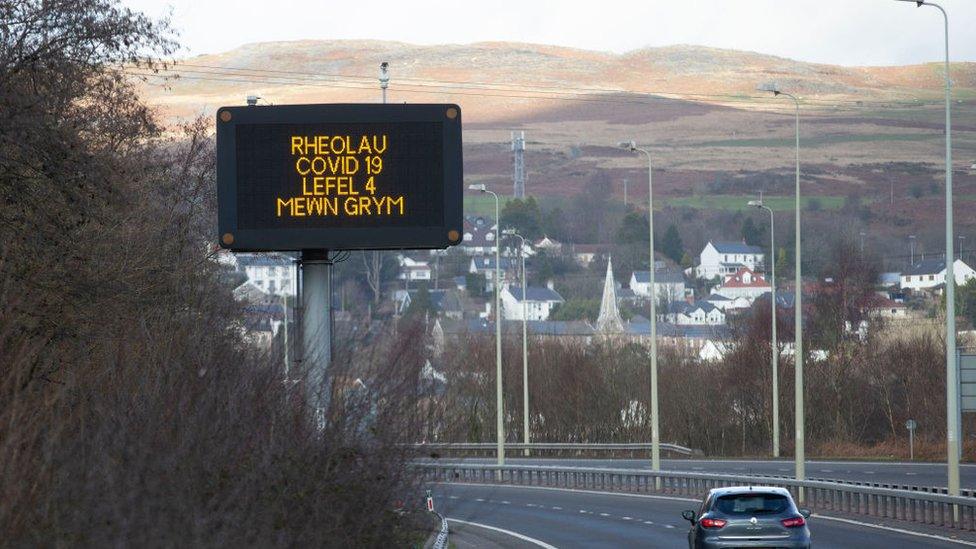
[681,486,812,548]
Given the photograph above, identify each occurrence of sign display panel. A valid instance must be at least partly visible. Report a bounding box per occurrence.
[216,103,463,251]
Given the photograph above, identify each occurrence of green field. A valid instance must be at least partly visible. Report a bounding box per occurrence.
[665,194,845,211]
[464,193,843,216]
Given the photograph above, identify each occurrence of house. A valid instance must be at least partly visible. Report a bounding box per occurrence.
[900,259,976,291]
[500,285,565,321]
[534,235,563,253]
[863,294,909,320]
[630,270,686,302]
[667,301,727,326]
[699,340,731,362]
[459,216,497,256]
[703,293,752,312]
[468,256,514,292]
[711,267,772,301]
[236,253,296,296]
[570,244,606,266]
[397,255,432,282]
[697,241,765,280]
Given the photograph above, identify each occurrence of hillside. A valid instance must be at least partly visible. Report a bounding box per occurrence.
[137,40,976,267]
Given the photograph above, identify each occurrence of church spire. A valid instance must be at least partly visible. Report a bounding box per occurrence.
[596,256,625,334]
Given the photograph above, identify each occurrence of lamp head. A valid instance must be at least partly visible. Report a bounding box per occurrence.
[747,200,763,208]
[618,140,637,152]
[502,228,517,236]
[379,61,390,87]
[468,183,487,193]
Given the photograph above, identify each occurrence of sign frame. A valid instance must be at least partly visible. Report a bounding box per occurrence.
[216,103,463,251]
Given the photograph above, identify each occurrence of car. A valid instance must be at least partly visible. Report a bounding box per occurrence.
[681,486,812,548]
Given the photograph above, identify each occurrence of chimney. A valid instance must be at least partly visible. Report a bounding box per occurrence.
[546,279,555,291]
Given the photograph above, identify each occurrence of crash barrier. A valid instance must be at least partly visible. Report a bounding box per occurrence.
[418,463,976,531]
[413,442,700,457]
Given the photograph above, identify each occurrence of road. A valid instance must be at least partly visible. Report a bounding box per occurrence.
[433,483,976,548]
[434,457,976,489]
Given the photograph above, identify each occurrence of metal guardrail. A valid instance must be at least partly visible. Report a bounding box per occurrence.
[418,463,976,531]
[413,442,700,456]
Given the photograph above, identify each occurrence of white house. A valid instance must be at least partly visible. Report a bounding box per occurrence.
[397,255,432,282]
[711,267,772,301]
[534,235,563,253]
[469,256,514,292]
[703,293,752,312]
[500,285,565,321]
[667,301,726,326]
[459,216,496,256]
[236,253,296,297]
[900,259,976,291]
[629,270,686,302]
[697,241,765,280]
[699,340,731,362]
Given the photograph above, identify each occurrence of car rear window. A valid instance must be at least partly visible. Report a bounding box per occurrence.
[713,493,789,515]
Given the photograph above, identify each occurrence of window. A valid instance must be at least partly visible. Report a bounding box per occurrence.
[713,493,789,515]
[929,275,935,281]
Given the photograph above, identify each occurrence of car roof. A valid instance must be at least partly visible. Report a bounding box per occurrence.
[707,486,794,498]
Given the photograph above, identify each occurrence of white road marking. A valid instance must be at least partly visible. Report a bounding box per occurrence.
[665,524,676,529]
[501,500,511,505]
[599,512,610,517]
[475,498,484,502]
[778,468,790,472]
[813,514,976,547]
[821,469,834,473]
[447,518,559,549]
[552,506,562,510]
[644,521,655,525]
[526,503,536,507]
[448,496,459,499]
[622,516,633,520]
[866,471,876,474]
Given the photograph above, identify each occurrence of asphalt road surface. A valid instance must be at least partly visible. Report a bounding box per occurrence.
[433,483,976,548]
[434,457,976,489]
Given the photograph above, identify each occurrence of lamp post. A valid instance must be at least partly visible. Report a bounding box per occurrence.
[897,0,959,506]
[504,228,530,456]
[470,183,504,465]
[749,198,779,458]
[620,140,659,478]
[759,83,804,499]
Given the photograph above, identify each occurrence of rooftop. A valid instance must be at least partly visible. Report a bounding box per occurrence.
[710,241,764,255]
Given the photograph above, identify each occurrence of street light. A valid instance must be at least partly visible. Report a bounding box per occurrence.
[504,228,530,456]
[469,183,505,465]
[748,198,779,458]
[758,82,805,499]
[619,140,660,479]
[897,0,960,506]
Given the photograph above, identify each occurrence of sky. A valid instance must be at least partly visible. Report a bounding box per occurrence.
[122,0,976,66]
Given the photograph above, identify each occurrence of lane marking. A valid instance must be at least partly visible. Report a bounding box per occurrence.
[475,498,485,502]
[813,514,976,547]
[622,516,633,521]
[644,521,655,525]
[448,496,459,499]
[599,512,610,517]
[437,482,976,545]
[446,518,559,549]
[501,500,511,505]
[552,506,562,510]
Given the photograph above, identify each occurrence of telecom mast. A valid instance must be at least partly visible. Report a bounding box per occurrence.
[512,131,525,198]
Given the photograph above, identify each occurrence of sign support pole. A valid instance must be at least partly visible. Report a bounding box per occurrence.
[302,249,333,427]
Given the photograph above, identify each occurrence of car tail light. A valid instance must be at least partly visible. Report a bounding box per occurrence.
[699,518,727,529]
[781,516,806,528]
